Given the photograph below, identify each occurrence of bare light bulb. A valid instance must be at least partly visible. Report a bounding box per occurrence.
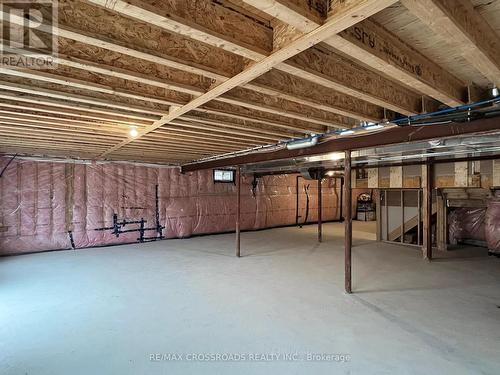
[129,126,138,138]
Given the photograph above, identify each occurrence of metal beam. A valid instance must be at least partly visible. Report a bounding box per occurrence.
[318,177,322,243]
[425,162,433,260]
[181,118,500,172]
[344,150,352,294]
[236,166,241,257]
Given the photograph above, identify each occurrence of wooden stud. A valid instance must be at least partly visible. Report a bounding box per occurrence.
[493,160,500,187]
[390,166,403,188]
[368,168,379,188]
[454,161,469,187]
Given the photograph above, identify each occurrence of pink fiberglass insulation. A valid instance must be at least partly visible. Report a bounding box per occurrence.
[448,207,486,244]
[0,158,341,255]
[485,192,500,253]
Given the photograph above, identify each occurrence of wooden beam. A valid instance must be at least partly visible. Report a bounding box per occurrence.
[0,89,306,138]
[170,119,279,142]
[152,127,266,146]
[0,145,107,160]
[181,115,294,139]
[133,137,244,152]
[0,131,116,146]
[99,0,397,156]
[75,0,418,115]
[0,109,145,131]
[0,80,166,116]
[86,0,273,60]
[0,117,130,136]
[283,48,422,115]
[0,68,341,131]
[5,46,373,123]
[253,70,383,121]
[195,106,316,134]
[244,0,468,107]
[0,77,323,135]
[401,0,500,86]
[333,19,467,106]
[55,33,374,120]
[0,67,188,107]
[178,115,286,140]
[241,0,324,31]
[2,6,399,120]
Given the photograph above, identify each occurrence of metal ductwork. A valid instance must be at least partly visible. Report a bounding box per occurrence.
[300,167,325,180]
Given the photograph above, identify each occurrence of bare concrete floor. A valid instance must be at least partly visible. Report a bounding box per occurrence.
[1,222,499,375]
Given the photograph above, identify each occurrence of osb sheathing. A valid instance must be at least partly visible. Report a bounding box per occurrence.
[338,19,467,103]
[58,0,246,76]
[57,38,213,90]
[0,159,341,255]
[135,0,274,53]
[227,86,352,127]
[0,75,170,114]
[254,69,384,120]
[288,46,422,114]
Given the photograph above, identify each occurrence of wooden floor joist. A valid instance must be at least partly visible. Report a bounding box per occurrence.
[0,0,498,164]
[98,0,398,156]
[401,0,500,87]
[242,0,469,106]
[2,11,388,122]
[79,0,420,115]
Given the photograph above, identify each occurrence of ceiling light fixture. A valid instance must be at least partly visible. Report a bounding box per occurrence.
[129,126,138,138]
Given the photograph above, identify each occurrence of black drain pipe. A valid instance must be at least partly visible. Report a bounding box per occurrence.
[302,184,310,228]
[295,175,301,225]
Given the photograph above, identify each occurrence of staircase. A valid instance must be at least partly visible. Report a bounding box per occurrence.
[388,207,436,241]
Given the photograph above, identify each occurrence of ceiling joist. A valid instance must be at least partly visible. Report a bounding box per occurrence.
[400,0,500,87]
[96,0,398,156]
[0,0,498,165]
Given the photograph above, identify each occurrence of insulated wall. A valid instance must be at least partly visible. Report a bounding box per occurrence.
[0,158,341,255]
